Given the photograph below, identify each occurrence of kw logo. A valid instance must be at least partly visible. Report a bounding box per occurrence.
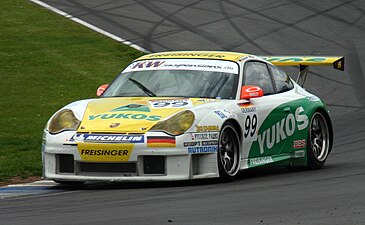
[131,60,165,69]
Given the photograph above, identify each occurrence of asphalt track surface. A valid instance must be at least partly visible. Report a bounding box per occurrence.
[1,1,365,224]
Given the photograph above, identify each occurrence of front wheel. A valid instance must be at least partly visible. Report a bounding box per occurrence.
[307,112,331,169]
[217,122,240,181]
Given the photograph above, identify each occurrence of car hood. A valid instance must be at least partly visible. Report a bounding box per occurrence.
[77,97,219,133]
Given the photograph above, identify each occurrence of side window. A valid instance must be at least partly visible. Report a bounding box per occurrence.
[269,65,294,93]
[244,61,275,96]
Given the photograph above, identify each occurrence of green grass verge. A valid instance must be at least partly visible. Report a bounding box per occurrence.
[0,0,143,181]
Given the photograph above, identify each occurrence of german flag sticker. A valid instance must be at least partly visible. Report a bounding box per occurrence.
[147,136,176,148]
[237,102,253,108]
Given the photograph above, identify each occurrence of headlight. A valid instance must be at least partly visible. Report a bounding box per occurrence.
[150,110,195,135]
[48,109,81,134]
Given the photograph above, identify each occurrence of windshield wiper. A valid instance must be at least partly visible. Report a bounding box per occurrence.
[128,78,157,97]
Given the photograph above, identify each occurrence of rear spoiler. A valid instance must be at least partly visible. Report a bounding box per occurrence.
[259,56,345,87]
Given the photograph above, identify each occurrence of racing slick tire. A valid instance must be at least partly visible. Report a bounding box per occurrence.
[217,122,240,181]
[306,111,331,169]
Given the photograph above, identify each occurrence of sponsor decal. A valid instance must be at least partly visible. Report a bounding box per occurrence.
[149,99,192,108]
[249,156,273,166]
[144,52,227,59]
[161,62,235,72]
[124,59,239,73]
[130,60,165,69]
[202,140,219,146]
[197,99,219,102]
[183,140,218,147]
[257,107,308,154]
[263,57,327,63]
[293,139,306,149]
[111,104,151,112]
[72,133,144,143]
[71,133,85,142]
[293,150,305,158]
[191,132,219,140]
[184,141,199,147]
[77,142,134,162]
[147,136,176,148]
[80,149,129,156]
[196,125,219,132]
[88,113,161,121]
[241,107,256,114]
[238,103,256,113]
[188,146,218,154]
[214,110,227,119]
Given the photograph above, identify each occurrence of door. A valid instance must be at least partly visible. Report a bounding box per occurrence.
[239,61,295,166]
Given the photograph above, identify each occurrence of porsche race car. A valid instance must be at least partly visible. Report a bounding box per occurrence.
[42,51,344,184]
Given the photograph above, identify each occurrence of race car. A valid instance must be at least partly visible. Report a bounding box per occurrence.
[42,51,344,184]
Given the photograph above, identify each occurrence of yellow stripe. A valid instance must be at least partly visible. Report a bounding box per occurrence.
[147,143,176,148]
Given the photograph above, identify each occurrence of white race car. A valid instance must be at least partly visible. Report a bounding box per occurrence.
[42,51,344,184]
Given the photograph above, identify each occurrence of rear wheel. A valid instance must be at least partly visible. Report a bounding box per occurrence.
[307,112,330,169]
[217,122,240,181]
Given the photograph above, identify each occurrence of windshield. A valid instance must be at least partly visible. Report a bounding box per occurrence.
[102,59,239,99]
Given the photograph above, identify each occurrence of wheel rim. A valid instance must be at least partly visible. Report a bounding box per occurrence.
[219,126,239,176]
[309,113,329,162]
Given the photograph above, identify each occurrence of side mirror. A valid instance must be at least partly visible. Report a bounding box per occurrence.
[240,85,264,99]
[96,84,109,97]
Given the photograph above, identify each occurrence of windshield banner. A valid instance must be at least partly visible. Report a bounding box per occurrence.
[123,59,239,74]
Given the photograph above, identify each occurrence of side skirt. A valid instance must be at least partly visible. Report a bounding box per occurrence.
[240,153,306,170]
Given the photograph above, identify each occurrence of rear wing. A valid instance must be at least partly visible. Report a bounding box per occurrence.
[260,56,345,87]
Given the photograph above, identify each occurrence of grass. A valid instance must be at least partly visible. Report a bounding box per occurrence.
[0,0,143,181]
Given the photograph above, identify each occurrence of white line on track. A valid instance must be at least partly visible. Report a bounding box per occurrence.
[3,1,149,198]
[29,0,150,53]
[0,180,59,199]
[5,180,57,187]
[0,0,150,199]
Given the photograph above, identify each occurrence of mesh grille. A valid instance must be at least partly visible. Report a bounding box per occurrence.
[79,162,136,173]
[143,156,165,174]
[57,154,75,173]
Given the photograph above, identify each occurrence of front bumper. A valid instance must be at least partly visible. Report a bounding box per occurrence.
[42,130,220,182]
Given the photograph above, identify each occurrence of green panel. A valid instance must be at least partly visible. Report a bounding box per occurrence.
[248,97,325,168]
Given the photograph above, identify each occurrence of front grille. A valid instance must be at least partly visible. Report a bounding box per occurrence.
[192,154,201,175]
[143,156,165,174]
[78,162,136,173]
[57,154,75,173]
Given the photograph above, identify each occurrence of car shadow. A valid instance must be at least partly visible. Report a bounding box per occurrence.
[50,163,339,191]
